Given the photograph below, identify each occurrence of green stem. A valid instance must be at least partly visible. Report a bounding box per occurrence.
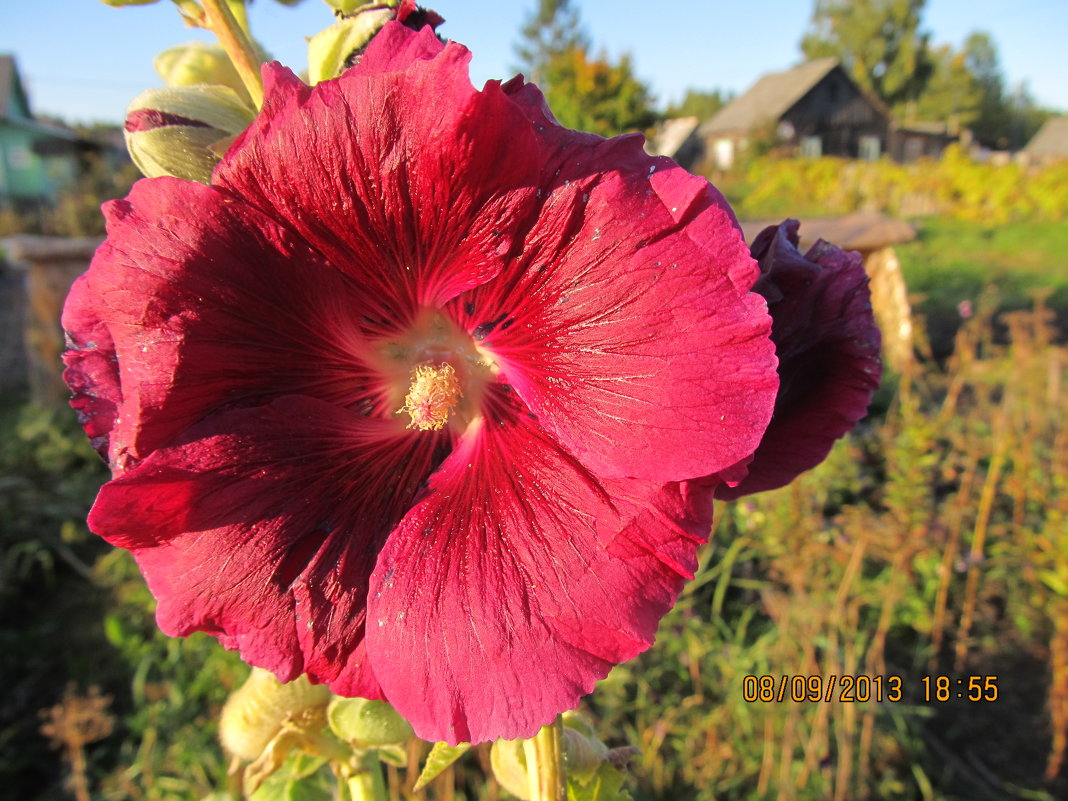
[200,0,264,108]
[523,719,566,801]
[345,751,388,801]
[225,0,250,33]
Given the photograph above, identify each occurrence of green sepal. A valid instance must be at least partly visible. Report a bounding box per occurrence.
[413,741,471,791]
[326,697,414,747]
[306,4,397,84]
[376,744,407,767]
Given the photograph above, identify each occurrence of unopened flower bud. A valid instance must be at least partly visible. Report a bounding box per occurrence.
[327,697,414,747]
[154,42,251,104]
[489,737,531,800]
[561,712,608,780]
[218,668,332,762]
[322,0,376,14]
[307,6,397,84]
[124,85,255,183]
[308,0,444,84]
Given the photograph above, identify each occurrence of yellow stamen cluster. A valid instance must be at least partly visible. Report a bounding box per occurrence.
[397,362,463,431]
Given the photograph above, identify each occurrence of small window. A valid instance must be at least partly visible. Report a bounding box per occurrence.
[713,138,734,170]
[800,136,822,159]
[858,135,881,161]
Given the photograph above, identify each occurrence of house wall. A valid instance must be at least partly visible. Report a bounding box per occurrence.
[0,124,55,199]
[781,69,889,159]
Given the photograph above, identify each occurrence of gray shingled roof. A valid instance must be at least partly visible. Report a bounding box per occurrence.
[0,55,17,120]
[1023,117,1068,158]
[0,54,79,140]
[700,58,839,137]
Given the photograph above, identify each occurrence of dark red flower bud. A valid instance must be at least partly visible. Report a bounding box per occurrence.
[716,220,882,499]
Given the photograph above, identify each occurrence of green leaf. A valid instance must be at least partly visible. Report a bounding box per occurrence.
[249,752,334,801]
[413,742,471,791]
[567,763,632,801]
[1039,569,1068,597]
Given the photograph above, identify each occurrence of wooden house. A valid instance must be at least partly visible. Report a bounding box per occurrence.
[699,58,891,169]
[1020,117,1068,165]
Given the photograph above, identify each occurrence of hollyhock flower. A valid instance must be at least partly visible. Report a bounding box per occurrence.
[63,22,780,744]
[715,220,881,500]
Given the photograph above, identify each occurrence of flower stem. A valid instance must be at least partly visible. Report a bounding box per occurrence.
[200,0,264,108]
[523,719,566,801]
[345,751,388,801]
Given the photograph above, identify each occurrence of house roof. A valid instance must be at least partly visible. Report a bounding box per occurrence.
[1023,117,1068,158]
[0,54,22,119]
[647,116,700,159]
[0,53,79,141]
[700,58,840,137]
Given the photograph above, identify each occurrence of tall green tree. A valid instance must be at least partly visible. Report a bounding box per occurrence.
[513,0,657,136]
[801,0,934,110]
[513,0,589,86]
[961,31,1019,148]
[541,48,658,136]
[666,88,728,121]
[909,44,982,127]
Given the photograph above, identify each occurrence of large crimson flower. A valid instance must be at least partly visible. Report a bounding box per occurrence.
[63,22,780,744]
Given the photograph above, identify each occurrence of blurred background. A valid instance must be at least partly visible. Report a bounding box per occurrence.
[1,1,1066,799]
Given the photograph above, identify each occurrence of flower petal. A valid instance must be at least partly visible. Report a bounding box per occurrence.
[365,390,714,744]
[89,395,449,691]
[451,138,778,483]
[62,274,121,459]
[215,26,544,315]
[716,221,882,499]
[70,177,394,471]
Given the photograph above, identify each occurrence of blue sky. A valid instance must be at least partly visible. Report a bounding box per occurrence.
[2,0,1065,125]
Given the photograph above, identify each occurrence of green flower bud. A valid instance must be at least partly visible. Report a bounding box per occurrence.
[327,697,414,747]
[322,0,384,15]
[307,6,396,84]
[154,42,251,103]
[124,85,256,183]
[489,738,531,800]
[218,668,332,762]
[561,725,608,781]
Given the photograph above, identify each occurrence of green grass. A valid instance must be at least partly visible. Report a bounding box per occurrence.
[897,218,1068,310]
[896,218,1068,356]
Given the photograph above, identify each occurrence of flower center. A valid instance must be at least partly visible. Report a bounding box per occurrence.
[397,362,463,431]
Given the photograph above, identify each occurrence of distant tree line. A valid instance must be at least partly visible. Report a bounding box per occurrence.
[514,0,1054,150]
[801,0,1050,149]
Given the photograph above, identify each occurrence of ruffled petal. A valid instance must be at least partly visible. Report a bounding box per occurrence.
[62,274,121,459]
[89,395,449,691]
[215,26,544,316]
[365,390,715,744]
[449,134,777,483]
[70,177,395,471]
[716,221,882,499]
